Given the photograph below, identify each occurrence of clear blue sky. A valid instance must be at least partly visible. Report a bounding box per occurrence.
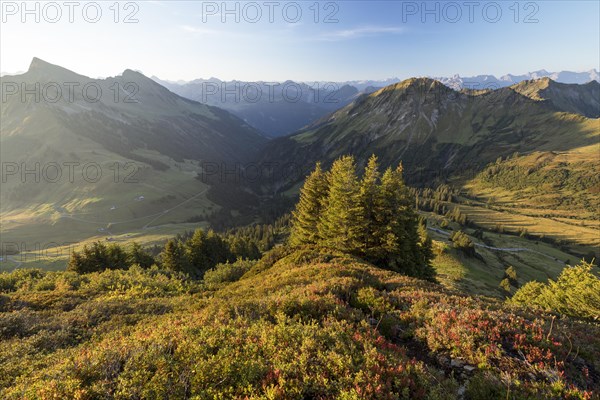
[1,1,598,81]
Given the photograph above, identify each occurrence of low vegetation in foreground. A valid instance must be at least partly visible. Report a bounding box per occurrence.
[1,250,599,398]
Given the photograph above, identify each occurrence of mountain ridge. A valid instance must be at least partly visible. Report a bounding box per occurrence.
[1,58,267,162]
[255,76,599,193]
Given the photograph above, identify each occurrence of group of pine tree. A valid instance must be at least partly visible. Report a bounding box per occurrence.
[67,228,271,278]
[289,155,435,280]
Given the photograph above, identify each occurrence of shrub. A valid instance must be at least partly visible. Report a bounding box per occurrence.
[510,261,600,320]
[1,250,598,398]
[203,259,256,288]
[450,231,475,257]
[0,269,45,293]
[499,278,512,294]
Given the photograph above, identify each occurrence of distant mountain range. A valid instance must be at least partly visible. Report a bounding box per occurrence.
[433,69,600,91]
[153,70,599,136]
[152,77,377,137]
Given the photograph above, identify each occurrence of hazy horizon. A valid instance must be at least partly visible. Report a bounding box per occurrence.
[2,1,598,81]
[2,56,598,84]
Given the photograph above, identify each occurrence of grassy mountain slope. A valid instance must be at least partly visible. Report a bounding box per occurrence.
[465,144,600,218]
[511,78,600,118]
[0,58,267,247]
[427,220,577,297]
[1,248,598,398]
[258,78,598,186]
[2,58,266,164]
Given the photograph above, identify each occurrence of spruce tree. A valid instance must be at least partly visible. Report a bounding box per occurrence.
[161,239,187,272]
[128,242,155,268]
[287,156,436,281]
[394,164,422,273]
[377,167,403,263]
[416,217,436,280]
[86,242,109,271]
[205,230,233,268]
[106,243,128,270]
[318,156,363,253]
[289,162,328,246]
[67,251,86,273]
[187,229,209,272]
[374,164,427,276]
[359,155,382,258]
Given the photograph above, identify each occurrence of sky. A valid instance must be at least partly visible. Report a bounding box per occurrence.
[1,0,599,81]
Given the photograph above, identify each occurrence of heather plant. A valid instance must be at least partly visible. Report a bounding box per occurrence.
[1,250,598,398]
[203,258,256,289]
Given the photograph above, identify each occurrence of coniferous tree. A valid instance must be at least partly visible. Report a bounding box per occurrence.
[127,242,155,268]
[160,239,187,272]
[499,278,512,294]
[84,242,109,271]
[106,243,128,270]
[186,229,209,272]
[504,266,518,287]
[318,156,363,253]
[359,155,381,256]
[450,230,475,257]
[289,163,328,246]
[183,229,233,277]
[371,164,428,277]
[416,217,435,280]
[204,230,233,268]
[67,241,133,273]
[394,164,423,273]
[377,167,403,261]
[67,251,86,273]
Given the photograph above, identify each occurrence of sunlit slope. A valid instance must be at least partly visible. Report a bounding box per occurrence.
[465,143,600,218]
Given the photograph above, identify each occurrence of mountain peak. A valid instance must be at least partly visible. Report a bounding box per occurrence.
[510,78,600,117]
[26,57,86,80]
[120,68,173,94]
[29,57,68,73]
[28,57,53,71]
[384,77,451,94]
[531,69,550,76]
[368,77,454,101]
[122,68,145,77]
[511,77,554,92]
[121,69,156,83]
